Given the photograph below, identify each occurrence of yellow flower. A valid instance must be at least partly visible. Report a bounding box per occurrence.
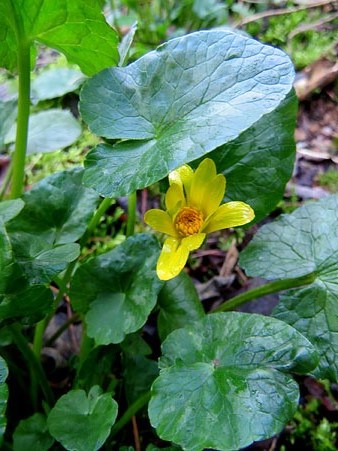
[144,158,254,280]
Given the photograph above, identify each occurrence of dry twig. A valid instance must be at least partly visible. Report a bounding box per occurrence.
[235,0,337,27]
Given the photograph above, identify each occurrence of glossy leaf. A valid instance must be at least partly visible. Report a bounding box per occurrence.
[13,413,54,451]
[157,272,205,341]
[70,234,162,344]
[207,89,297,221]
[31,68,86,102]
[240,195,338,381]
[80,30,294,198]
[0,199,24,223]
[0,0,119,75]
[7,169,99,283]
[148,312,318,451]
[0,222,53,323]
[5,109,82,155]
[47,386,118,451]
[8,169,100,244]
[0,221,14,293]
[0,284,53,324]
[0,356,8,445]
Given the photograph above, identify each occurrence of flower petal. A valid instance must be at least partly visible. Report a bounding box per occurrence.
[156,233,206,280]
[169,164,194,189]
[202,202,255,233]
[157,237,189,280]
[165,182,185,215]
[181,233,206,251]
[144,209,177,236]
[189,159,225,216]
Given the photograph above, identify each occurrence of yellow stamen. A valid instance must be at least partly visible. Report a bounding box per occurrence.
[174,207,203,237]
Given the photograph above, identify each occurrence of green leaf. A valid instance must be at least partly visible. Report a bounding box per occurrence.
[80,29,295,198]
[76,345,119,392]
[5,109,82,155]
[9,241,80,284]
[13,413,54,451]
[240,194,338,381]
[31,68,86,102]
[0,284,53,324]
[123,354,158,405]
[0,100,17,148]
[7,169,99,283]
[0,356,8,446]
[157,272,205,341]
[0,221,14,293]
[0,221,53,323]
[70,234,162,344]
[207,89,297,221]
[47,386,118,451]
[148,312,318,451]
[0,0,119,75]
[8,169,100,244]
[0,199,24,223]
[120,333,153,357]
[118,22,137,67]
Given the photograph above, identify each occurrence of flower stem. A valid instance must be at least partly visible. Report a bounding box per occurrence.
[80,197,113,246]
[126,191,137,237]
[32,316,48,358]
[212,272,317,313]
[109,391,151,438]
[8,323,54,406]
[10,40,31,199]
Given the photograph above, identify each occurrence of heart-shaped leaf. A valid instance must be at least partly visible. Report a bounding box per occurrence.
[13,413,54,451]
[7,169,99,283]
[80,30,295,199]
[31,68,86,102]
[157,272,205,341]
[5,109,82,155]
[0,0,119,75]
[47,386,118,451]
[70,234,162,344]
[148,312,318,451]
[0,221,53,323]
[240,195,338,381]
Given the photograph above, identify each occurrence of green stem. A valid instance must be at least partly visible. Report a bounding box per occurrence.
[212,272,317,313]
[81,197,113,246]
[109,391,151,438]
[77,321,94,368]
[32,317,48,358]
[9,323,54,406]
[10,40,31,199]
[126,191,137,237]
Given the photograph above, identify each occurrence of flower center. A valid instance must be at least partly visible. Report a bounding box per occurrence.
[174,207,203,237]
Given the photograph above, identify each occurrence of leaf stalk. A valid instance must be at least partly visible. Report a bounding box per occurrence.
[212,272,317,313]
